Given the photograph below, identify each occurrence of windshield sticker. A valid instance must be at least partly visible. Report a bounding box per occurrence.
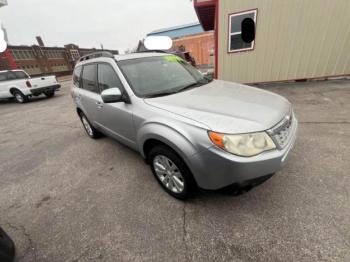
[164,55,184,63]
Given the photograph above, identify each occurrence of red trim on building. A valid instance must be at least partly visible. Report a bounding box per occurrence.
[194,1,216,31]
[214,0,219,79]
[194,0,217,8]
[4,48,17,69]
[194,0,218,77]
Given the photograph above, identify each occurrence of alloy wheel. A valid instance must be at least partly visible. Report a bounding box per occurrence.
[82,116,93,136]
[153,155,185,193]
[15,93,24,103]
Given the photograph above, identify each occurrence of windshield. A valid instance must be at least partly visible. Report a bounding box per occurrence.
[118,55,211,97]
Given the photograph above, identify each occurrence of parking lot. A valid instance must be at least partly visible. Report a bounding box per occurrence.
[0,79,349,262]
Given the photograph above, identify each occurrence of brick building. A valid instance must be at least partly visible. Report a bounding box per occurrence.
[146,23,214,68]
[173,32,214,68]
[0,38,119,76]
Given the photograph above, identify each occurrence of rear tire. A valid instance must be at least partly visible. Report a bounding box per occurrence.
[12,90,28,104]
[149,145,196,200]
[44,90,55,98]
[79,112,103,139]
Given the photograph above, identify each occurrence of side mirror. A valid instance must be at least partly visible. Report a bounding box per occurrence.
[101,87,123,103]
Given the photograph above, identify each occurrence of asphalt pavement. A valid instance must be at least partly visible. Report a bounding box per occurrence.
[0,78,349,262]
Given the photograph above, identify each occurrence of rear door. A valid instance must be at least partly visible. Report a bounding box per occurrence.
[0,72,9,98]
[95,63,136,146]
[79,64,102,124]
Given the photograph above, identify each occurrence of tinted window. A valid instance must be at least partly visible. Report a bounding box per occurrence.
[81,64,98,93]
[14,71,28,79]
[0,73,7,82]
[6,72,17,80]
[73,66,82,87]
[97,64,123,92]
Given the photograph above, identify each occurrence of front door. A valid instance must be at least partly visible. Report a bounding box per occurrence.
[95,63,136,148]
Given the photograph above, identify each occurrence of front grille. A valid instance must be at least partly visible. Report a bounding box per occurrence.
[268,112,294,149]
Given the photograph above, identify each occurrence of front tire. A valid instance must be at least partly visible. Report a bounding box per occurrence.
[149,145,196,200]
[12,90,28,103]
[79,112,102,139]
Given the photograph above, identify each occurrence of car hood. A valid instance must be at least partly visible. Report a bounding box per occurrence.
[144,80,291,134]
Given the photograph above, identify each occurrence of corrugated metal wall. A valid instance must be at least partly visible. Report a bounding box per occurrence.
[218,0,350,83]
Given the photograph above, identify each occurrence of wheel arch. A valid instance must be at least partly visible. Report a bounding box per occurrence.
[138,123,198,163]
[76,107,83,116]
[9,87,22,95]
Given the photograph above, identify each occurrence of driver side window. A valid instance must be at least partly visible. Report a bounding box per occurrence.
[97,64,123,93]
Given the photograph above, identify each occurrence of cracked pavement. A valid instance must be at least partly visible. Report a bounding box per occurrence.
[0,79,349,261]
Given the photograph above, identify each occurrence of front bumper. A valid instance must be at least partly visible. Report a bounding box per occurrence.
[188,117,298,190]
[29,84,61,96]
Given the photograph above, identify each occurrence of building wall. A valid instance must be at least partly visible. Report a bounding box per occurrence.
[218,0,350,83]
[173,32,214,67]
[0,44,119,76]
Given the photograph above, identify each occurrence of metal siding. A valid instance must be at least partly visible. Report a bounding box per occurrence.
[218,0,350,83]
[147,25,204,39]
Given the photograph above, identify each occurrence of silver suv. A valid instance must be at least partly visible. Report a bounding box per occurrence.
[72,51,297,199]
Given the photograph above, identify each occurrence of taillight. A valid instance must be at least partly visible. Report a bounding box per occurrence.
[26,80,32,88]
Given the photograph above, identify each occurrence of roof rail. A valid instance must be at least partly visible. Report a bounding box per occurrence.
[135,50,168,54]
[78,51,114,62]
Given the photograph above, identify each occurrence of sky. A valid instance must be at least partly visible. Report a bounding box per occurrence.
[0,0,198,53]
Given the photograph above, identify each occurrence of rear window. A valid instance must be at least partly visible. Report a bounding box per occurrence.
[14,71,28,80]
[73,66,82,87]
[0,73,6,82]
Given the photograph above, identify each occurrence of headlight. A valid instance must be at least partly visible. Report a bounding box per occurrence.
[208,131,276,157]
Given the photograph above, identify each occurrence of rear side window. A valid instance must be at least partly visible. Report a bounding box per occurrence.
[0,73,6,82]
[81,64,99,93]
[97,64,123,92]
[6,72,17,80]
[73,66,82,87]
[14,71,28,79]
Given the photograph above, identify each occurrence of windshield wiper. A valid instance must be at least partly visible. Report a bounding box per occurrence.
[175,79,209,94]
[143,90,178,98]
[144,79,210,98]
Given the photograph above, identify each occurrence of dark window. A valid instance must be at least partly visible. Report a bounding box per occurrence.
[229,10,257,52]
[73,66,82,87]
[6,72,17,80]
[97,64,123,92]
[0,73,7,82]
[81,64,98,93]
[14,71,28,79]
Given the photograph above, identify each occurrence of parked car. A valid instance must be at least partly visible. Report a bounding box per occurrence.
[0,227,15,262]
[0,70,61,103]
[71,51,297,199]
